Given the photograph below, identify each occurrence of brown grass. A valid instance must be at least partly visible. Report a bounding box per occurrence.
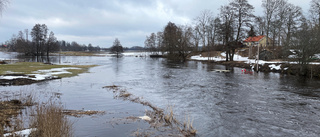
[63,110,105,117]
[58,51,105,56]
[0,91,75,137]
[29,101,73,137]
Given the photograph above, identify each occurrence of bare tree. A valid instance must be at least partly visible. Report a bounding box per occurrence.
[156,31,164,54]
[194,10,214,51]
[254,16,266,36]
[262,0,284,47]
[229,0,255,60]
[192,26,201,51]
[283,4,303,48]
[45,31,58,57]
[219,5,235,61]
[110,38,123,58]
[144,33,157,54]
[0,0,9,15]
[31,24,49,56]
[310,0,320,25]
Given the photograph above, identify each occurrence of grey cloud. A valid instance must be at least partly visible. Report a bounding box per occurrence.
[0,0,312,47]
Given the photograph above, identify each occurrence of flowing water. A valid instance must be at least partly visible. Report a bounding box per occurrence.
[1,52,320,137]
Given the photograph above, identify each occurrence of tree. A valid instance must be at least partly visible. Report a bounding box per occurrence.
[231,0,255,42]
[290,18,320,75]
[45,31,58,57]
[88,43,94,51]
[144,33,157,54]
[254,16,266,36]
[262,0,284,47]
[219,5,235,61]
[248,25,256,37]
[283,4,303,48]
[110,38,123,57]
[31,24,49,56]
[0,0,9,15]
[162,22,193,61]
[229,0,255,61]
[310,0,320,25]
[194,10,214,51]
[156,31,164,54]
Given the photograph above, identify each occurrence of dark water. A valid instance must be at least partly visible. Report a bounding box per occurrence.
[1,52,320,137]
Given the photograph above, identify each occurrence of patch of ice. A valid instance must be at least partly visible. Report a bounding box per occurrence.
[3,128,36,137]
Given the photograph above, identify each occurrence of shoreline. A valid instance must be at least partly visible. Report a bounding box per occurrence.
[188,55,320,79]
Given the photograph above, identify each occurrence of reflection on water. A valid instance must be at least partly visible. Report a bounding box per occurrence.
[1,51,320,137]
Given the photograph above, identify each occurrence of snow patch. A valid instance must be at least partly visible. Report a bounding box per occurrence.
[3,128,36,137]
[269,64,281,70]
[190,52,320,66]
[1,67,81,81]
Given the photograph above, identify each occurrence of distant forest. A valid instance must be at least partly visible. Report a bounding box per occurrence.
[2,23,146,56]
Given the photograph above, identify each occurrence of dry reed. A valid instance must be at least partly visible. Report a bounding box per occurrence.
[29,101,73,137]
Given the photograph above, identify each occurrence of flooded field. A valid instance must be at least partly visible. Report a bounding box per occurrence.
[1,52,320,137]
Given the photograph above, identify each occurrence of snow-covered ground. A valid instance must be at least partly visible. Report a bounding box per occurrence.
[0,67,81,81]
[105,52,151,57]
[191,53,320,71]
[3,128,36,137]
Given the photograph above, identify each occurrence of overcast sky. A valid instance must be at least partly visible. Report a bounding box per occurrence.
[0,0,312,48]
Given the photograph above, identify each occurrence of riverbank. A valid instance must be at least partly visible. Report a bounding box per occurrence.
[189,51,320,78]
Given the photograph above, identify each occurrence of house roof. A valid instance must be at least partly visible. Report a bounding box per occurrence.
[243,35,265,42]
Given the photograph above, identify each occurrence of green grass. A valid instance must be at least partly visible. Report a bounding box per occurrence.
[0,62,97,78]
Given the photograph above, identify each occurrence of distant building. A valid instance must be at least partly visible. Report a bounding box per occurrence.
[243,35,273,47]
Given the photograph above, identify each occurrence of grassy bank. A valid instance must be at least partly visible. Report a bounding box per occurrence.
[0,62,97,85]
[0,62,96,78]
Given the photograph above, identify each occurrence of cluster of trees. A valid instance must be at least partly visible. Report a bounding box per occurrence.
[57,41,101,52]
[6,24,58,57]
[5,24,101,56]
[145,0,320,63]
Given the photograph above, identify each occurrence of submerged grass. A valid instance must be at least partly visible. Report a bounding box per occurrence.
[104,85,197,137]
[0,62,96,78]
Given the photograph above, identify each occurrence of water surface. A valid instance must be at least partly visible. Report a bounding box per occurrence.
[1,52,320,137]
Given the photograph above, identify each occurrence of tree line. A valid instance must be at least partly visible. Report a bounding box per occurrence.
[145,0,320,63]
[4,24,101,57]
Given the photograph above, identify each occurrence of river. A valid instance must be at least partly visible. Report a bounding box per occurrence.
[1,52,320,137]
